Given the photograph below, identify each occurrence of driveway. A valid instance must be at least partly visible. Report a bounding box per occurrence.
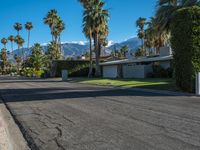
[0,76,200,150]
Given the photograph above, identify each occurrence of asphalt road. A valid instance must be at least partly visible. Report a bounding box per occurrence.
[0,76,200,150]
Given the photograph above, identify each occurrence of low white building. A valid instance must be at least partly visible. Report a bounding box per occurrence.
[100,47,173,78]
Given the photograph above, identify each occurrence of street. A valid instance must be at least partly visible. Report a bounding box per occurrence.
[0,76,200,150]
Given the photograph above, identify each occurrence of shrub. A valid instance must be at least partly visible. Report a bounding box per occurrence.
[171,6,200,92]
[52,60,93,77]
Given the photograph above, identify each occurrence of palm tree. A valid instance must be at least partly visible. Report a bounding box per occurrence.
[80,0,109,77]
[1,38,8,48]
[0,48,7,73]
[25,22,33,48]
[136,17,146,53]
[82,3,94,77]
[44,9,60,42]
[8,35,15,54]
[14,23,23,35]
[47,41,61,60]
[145,17,169,54]
[155,0,200,32]
[44,10,65,60]
[15,35,25,61]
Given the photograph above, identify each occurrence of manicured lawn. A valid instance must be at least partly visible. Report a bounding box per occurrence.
[76,78,177,91]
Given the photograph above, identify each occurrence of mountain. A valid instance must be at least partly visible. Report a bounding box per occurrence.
[11,37,141,58]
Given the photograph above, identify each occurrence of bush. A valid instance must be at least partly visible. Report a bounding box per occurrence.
[52,60,93,77]
[147,65,173,78]
[171,6,200,92]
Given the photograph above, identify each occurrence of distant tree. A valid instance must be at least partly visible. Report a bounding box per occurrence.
[14,23,23,35]
[136,17,146,55]
[14,35,25,61]
[120,45,129,57]
[0,48,7,72]
[8,35,15,54]
[135,47,146,57]
[1,38,8,48]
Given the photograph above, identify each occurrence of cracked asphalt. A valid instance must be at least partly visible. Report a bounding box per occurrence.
[0,76,200,150]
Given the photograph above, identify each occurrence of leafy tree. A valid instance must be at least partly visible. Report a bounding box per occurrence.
[30,43,46,71]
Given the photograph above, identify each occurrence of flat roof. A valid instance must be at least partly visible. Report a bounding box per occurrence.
[100,55,173,66]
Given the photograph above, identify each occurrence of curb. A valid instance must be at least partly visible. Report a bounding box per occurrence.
[0,99,30,150]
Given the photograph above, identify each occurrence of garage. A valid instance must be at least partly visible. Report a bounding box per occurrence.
[102,65,118,78]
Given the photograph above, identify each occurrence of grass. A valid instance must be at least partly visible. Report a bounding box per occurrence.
[76,78,177,91]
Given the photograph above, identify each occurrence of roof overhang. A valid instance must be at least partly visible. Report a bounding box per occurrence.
[100,55,173,66]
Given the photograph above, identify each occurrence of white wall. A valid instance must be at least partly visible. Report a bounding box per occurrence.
[123,64,153,78]
[103,65,118,78]
[123,64,144,78]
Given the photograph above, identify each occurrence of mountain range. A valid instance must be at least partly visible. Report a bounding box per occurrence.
[12,37,141,58]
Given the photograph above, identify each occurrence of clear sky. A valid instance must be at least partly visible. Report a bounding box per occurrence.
[0,0,156,49]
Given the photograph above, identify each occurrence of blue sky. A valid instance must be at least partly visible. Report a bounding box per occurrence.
[0,0,156,49]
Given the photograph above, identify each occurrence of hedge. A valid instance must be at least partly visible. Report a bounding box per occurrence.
[171,6,200,92]
[52,60,93,77]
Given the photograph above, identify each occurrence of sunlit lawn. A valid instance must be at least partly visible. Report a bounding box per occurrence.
[76,78,177,91]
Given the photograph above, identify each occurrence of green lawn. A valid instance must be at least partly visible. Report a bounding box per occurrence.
[76,78,177,91]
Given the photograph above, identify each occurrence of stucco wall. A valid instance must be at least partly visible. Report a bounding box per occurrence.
[103,65,118,78]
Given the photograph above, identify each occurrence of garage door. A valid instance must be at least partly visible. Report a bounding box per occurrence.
[103,65,118,78]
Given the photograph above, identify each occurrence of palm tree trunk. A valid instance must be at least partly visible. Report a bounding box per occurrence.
[11,42,14,55]
[94,33,101,77]
[26,30,30,60]
[88,35,93,78]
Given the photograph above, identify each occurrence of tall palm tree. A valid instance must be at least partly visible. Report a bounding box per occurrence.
[82,0,94,77]
[81,0,109,77]
[44,9,60,42]
[1,38,8,48]
[155,0,200,32]
[15,35,25,61]
[25,22,33,59]
[136,17,146,53]
[14,23,23,35]
[44,10,65,60]
[8,35,15,54]
[25,22,33,48]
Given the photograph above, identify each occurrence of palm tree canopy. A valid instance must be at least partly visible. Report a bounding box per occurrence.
[14,35,25,47]
[136,17,147,30]
[25,22,33,30]
[155,0,200,32]
[1,38,8,45]
[8,35,15,42]
[14,23,23,31]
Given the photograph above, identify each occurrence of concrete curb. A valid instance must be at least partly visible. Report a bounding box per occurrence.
[0,99,30,150]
